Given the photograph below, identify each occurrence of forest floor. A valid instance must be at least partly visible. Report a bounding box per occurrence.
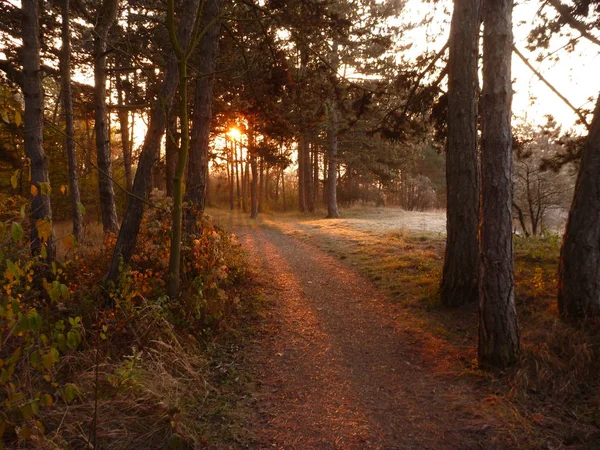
[202,206,597,449]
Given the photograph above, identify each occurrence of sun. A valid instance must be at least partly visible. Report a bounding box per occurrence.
[228,127,242,140]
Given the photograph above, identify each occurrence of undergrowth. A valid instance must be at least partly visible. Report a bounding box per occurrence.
[1,190,255,449]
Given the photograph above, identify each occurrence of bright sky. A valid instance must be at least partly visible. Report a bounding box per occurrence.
[400,0,600,132]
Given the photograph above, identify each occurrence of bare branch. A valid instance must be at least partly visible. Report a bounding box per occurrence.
[513,45,590,129]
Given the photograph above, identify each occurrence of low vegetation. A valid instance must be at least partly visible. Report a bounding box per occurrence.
[0,191,258,449]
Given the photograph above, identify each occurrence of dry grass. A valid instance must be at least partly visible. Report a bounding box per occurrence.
[210,205,600,449]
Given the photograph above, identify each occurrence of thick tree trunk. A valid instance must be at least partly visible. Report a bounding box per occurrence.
[479,0,520,368]
[22,0,56,259]
[94,0,119,234]
[440,0,481,307]
[105,0,200,284]
[60,0,83,243]
[186,0,222,222]
[327,101,340,218]
[558,95,600,318]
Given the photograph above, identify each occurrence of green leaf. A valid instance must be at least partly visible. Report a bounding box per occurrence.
[10,170,19,189]
[6,260,20,281]
[64,383,80,403]
[20,204,26,219]
[67,330,81,349]
[20,404,33,420]
[76,202,86,215]
[60,284,69,300]
[1,110,8,123]
[40,245,48,259]
[30,351,40,368]
[40,394,52,407]
[11,298,20,314]
[28,310,41,331]
[11,222,24,243]
[39,182,51,196]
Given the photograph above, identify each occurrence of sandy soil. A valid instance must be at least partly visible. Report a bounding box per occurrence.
[236,223,504,449]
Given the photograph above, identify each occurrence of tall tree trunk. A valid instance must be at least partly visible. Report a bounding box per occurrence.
[249,122,259,218]
[234,141,241,209]
[185,0,222,225]
[227,140,234,210]
[165,107,177,197]
[60,0,83,243]
[22,0,56,260]
[258,157,265,213]
[479,0,520,368]
[298,136,306,212]
[440,0,481,306]
[282,168,287,212]
[105,0,200,284]
[558,95,600,318]
[327,101,340,218]
[241,151,248,212]
[94,0,119,234]
[313,143,319,207]
[116,71,132,193]
[304,134,314,212]
[166,0,204,298]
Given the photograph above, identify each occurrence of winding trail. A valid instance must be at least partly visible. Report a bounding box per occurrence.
[237,224,498,450]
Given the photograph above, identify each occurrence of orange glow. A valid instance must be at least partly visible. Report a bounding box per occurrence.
[228,127,241,140]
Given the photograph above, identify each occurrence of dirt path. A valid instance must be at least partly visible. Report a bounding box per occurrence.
[237,224,499,450]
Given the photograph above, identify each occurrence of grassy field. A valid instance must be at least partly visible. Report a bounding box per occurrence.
[207,205,600,449]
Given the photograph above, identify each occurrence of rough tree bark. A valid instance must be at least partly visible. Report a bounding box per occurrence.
[440,0,481,306]
[558,95,600,318]
[479,0,520,368]
[105,0,201,284]
[60,0,83,243]
[93,0,119,233]
[326,102,340,218]
[185,0,222,225]
[22,0,56,260]
[326,41,340,218]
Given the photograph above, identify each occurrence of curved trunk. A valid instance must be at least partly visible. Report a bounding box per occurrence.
[105,0,201,285]
[558,95,600,317]
[440,0,480,306]
[479,0,520,368]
